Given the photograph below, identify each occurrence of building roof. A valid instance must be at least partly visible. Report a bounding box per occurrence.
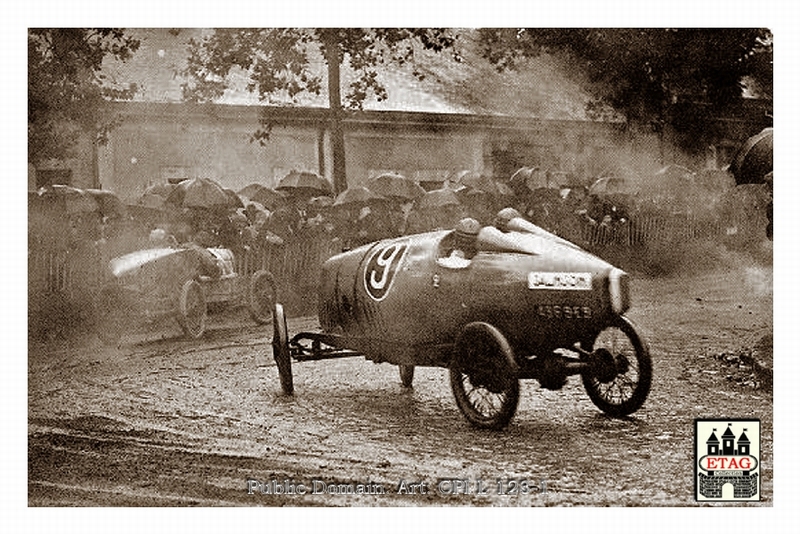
[706,431,719,444]
[101,28,620,122]
[738,431,750,443]
[722,426,736,439]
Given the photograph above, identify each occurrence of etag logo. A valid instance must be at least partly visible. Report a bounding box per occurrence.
[695,419,761,501]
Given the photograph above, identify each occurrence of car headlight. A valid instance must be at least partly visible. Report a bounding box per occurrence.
[609,268,630,315]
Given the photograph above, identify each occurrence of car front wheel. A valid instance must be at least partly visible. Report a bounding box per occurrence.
[581,316,652,417]
[177,279,206,339]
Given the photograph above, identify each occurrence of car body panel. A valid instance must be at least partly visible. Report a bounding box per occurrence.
[318,216,630,367]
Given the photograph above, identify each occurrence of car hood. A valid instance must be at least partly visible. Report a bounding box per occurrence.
[108,248,184,278]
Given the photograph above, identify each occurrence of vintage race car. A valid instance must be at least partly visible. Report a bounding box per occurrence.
[96,245,276,343]
[271,208,652,429]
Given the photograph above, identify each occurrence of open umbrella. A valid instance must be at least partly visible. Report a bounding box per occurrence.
[248,187,287,211]
[729,127,773,185]
[458,172,514,199]
[223,187,245,209]
[333,186,385,206]
[138,193,167,209]
[588,176,638,196]
[509,166,557,194]
[367,172,426,201]
[276,170,333,198]
[85,189,128,219]
[307,195,335,210]
[238,183,270,200]
[166,178,240,210]
[37,185,99,215]
[415,188,461,210]
[143,182,177,198]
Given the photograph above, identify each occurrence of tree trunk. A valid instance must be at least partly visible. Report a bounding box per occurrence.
[322,31,347,194]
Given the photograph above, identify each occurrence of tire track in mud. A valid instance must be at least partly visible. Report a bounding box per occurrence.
[29,267,773,506]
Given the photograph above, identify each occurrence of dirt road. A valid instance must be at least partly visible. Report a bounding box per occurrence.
[28,256,773,506]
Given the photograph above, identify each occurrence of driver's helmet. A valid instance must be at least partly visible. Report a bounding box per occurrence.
[455,217,480,239]
[494,207,522,232]
[454,217,480,255]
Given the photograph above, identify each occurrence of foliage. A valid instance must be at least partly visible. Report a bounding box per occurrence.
[478,29,773,149]
[181,28,458,192]
[182,28,457,110]
[28,29,141,164]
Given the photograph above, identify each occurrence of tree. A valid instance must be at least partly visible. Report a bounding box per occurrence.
[181,28,457,193]
[28,29,141,165]
[478,29,773,154]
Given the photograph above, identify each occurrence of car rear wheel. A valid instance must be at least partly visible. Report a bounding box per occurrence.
[95,286,126,346]
[272,303,293,394]
[178,279,206,339]
[581,316,652,417]
[399,365,415,388]
[449,322,520,430]
[248,270,276,324]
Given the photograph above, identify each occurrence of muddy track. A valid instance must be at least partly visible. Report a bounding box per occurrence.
[29,265,773,507]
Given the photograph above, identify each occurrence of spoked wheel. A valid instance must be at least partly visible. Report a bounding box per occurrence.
[248,270,276,324]
[271,303,293,394]
[449,322,520,430]
[399,365,415,388]
[581,316,652,417]
[177,279,207,339]
[95,286,127,346]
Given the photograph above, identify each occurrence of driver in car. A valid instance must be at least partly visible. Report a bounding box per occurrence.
[437,217,481,269]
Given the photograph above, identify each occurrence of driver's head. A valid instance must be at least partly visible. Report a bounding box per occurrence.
[494,207,522,232]
[454,217,480,255]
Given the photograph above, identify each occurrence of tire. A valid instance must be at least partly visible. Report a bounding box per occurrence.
[248,270,276,324]
[95,286,126,346]
[449,322,520,430]
[272,303,293,394]
[399,365,415,388]
[581,316,652,417]
[177,279,206,339]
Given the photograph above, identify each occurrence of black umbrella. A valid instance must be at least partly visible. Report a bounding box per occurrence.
[729,127,773,185]
[238,183,270,200]
[458,172,514,199]
[223,187,245,210]
[415,188,461,210]
[276,170,333,198]
[248,187,288,211]
[166,178,240,209]
[36,185,99,215]
[367,173,426,201]
[333,186,385,206]
[588,176,638,196]
[143,182,177,198]
[85,189,128,219]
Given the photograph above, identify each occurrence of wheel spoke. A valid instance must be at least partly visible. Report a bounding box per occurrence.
[450,322,520,429]
[582,319,651,416]
[462,372,507,418]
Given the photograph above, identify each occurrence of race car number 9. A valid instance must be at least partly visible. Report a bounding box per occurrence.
[364,242,408,301]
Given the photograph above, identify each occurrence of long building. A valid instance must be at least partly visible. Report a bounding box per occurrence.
[29,29,771,199]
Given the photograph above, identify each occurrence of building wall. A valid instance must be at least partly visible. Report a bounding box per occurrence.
[86,101,769,202]
[344,131,484,186]
[31,135,97,190]
[99,106,322,201]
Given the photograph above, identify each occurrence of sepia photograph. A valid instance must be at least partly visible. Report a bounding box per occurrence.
[15,2,792,526]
